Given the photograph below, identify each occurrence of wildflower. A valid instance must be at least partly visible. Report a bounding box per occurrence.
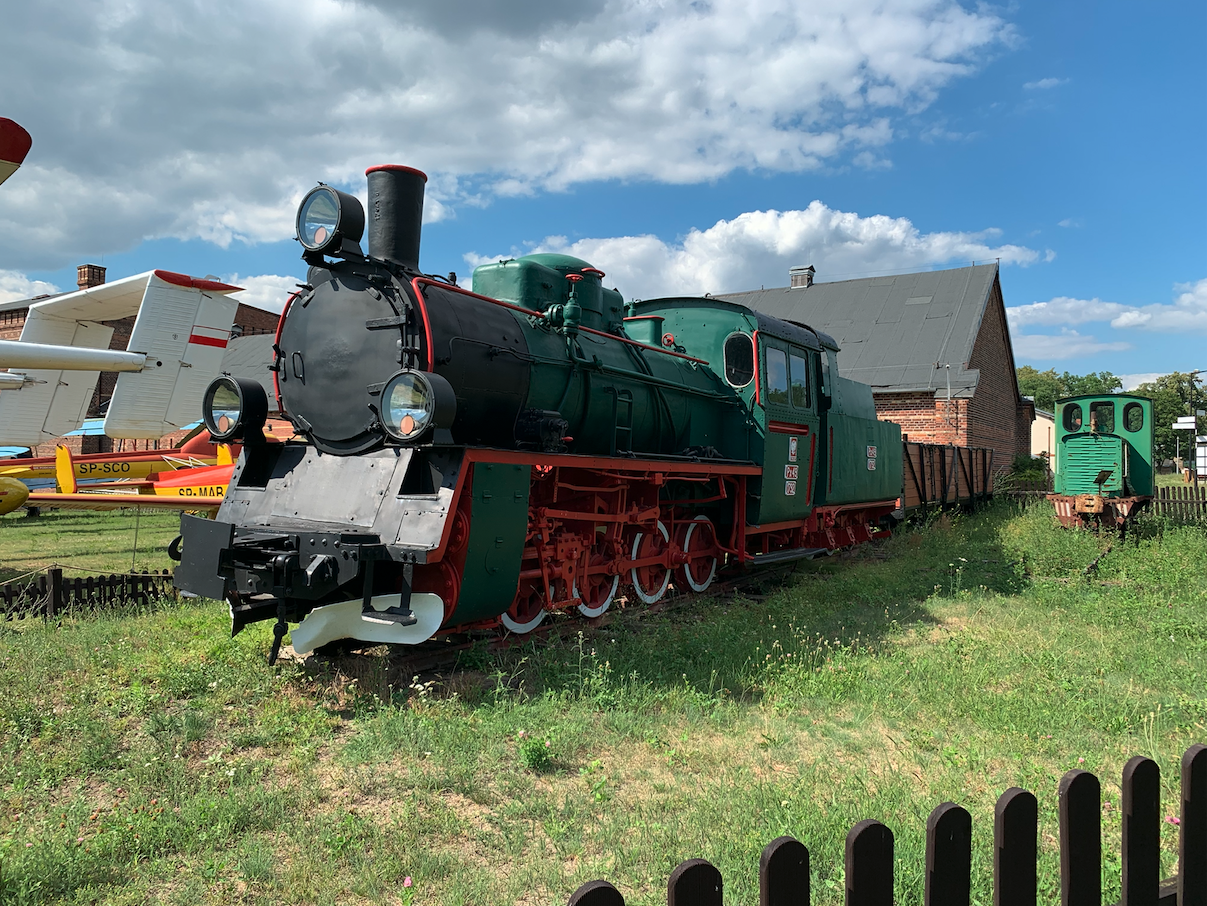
[545,740,551,748]
[1166,816,1181,825]
[404,877,413,888]
[1078,757,1085,763]
[25,843,31,848]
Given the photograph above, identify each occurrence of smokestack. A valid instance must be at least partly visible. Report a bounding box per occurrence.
[365,165,427,271]
[789,265,815,289]
[77,263,106,290]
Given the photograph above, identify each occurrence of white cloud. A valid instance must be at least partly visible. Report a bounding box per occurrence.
[1006,296,1130,329]
[1023,77,1067,90]
[0,269,59,304]
[1011,329,1130,361]
[227,274,302,314]
[465,201,1042,299]
[1007,278,1207,335]
[1118,373,1165,391]
[0,0,1012,269]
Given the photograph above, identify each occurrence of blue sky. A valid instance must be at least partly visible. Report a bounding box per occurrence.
[1,0,1203,389]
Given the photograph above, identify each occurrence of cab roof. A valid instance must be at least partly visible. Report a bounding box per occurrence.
[635,296,838,352]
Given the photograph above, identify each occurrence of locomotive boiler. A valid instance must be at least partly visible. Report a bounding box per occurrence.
[174,165,903,659]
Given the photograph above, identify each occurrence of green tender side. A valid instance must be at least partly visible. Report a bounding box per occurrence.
[448,461,532,624]
[1053,394,1153,497]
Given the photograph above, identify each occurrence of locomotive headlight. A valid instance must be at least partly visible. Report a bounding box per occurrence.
[202,376,268,442]
[296,185,365,256]
[380,370,456,443]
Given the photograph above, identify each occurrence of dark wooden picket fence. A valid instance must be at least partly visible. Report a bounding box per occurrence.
[567,745,1206,906]
[1153,486,1207,521]
[0,567,175,619]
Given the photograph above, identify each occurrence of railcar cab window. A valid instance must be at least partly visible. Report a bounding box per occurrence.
[765,347,789,405]
[790,352,809,409]
[1063,403,1083,431]
[1089,401,1114,433]
[1124,402,1144,432]
[723,334,754,387]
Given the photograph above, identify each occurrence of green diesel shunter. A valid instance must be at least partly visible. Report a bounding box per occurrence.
[1049,393,1154,527]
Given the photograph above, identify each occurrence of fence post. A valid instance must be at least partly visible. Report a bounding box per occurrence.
[994,788,1037,906]
[846,820,893,906]
[1182,744,1207,906]
[668,859,722,906]
[568,880,625,906]
[47,568,63,619]
[760,835,809,906]
[1121,756,1160,906]
[1059,769,1101,906]
[926,803,971,906]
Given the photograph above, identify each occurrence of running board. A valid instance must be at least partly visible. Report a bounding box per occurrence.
[747,547,830,566]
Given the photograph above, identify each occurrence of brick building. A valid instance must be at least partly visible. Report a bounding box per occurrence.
[0,264,281,455]
[719,263,1034,467]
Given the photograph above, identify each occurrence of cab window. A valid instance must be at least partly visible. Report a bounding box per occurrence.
[1063,403,1083,432]
[1090,401,1115,433]
[1123,402,1144,432]
[723,334,754,387]
[765,347,789,405]
[790,351,809,408]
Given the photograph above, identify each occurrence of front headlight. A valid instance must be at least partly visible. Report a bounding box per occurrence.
[202,376,268,442]
[380,370,456,442]
[296,185,365,256]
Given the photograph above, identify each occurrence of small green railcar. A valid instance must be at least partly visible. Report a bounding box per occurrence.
[1049,393,1154,527]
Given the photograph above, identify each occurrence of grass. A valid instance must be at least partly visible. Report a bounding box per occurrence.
[0,502,1203,905]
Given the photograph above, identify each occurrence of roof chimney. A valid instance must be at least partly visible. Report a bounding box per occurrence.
[77,264,106,290]
[789,264,815,289]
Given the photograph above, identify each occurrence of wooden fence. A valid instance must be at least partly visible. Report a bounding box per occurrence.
[0,567,175,619]
[567,745,1206,906]
[1154,485,1207,520]
[903,443,995,513]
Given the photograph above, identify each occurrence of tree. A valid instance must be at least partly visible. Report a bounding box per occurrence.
[1016,366,1064,411]
[1015,368,1123,412]
[1132,372,1198,466]
[1060,371,1122,398]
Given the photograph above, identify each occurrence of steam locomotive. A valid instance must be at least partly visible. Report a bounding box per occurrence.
[173,165,903,658]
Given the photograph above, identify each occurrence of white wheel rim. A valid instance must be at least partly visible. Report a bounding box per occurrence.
[681,516,717,593]
[501,586,548,633]
[629,520,671,604]
[573,570,619,618]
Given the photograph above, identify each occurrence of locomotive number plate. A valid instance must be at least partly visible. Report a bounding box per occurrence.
[784,464,799,480]
[866,445,877,458]
[867,458,877,471]
[784,480,797,496]
[788,437,798,462]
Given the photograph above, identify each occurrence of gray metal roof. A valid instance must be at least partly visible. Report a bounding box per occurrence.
[718,264,1000,397]
[220,334,277,409]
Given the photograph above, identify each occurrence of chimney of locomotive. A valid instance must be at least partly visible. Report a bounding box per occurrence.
[365,165,428,271]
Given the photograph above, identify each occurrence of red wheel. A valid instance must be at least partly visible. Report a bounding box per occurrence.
[629,520,671,604]
[501,580,548,633]
[573,550,619,618]
[678,515,718,592]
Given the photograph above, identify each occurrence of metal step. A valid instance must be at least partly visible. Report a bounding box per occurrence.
[748,546,830,566]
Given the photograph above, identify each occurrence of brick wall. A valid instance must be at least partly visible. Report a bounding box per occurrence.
[874,392,970,446]
[965,276,1031,465]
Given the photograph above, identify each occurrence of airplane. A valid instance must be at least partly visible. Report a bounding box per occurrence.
[0,269,244,446]
[0,118,31,188]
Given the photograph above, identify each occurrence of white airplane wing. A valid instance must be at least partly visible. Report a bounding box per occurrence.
[0,270,243,445]
[0,273,149,445]
[104,271,241,438]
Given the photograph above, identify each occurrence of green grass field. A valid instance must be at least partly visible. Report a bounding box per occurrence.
[0,503,1203,905]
